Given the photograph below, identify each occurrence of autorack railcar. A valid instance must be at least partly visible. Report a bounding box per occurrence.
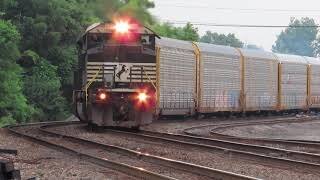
[156,38,320,115]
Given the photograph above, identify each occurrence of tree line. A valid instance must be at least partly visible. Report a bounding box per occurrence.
[0,0,319,126]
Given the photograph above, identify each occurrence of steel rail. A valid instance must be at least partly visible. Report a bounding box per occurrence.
[101,128,320,175]
[183,117,320,148]
[40,124,257,180]
[183,116,314,135]
[140,130,320,164]
[7,123,175,180]
[206,119,320,150]
[209,131,320,149]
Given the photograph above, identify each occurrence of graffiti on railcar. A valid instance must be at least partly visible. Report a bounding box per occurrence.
[258,93,272,108]
[213,90,240,108]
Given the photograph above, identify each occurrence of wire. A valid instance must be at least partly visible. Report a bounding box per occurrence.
[164,21,320,28]
[155,4,320,13]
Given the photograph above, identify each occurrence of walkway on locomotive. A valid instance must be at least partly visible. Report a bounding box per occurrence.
[155,37,320,115]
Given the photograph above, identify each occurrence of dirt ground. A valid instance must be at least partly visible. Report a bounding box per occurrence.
[217,120,320,141]
[0,129,134,180]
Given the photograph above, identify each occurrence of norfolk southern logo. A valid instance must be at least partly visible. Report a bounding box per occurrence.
[116,65,127,80]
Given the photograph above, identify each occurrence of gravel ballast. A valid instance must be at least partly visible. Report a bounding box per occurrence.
[217,121,320,141]
[50,124,320,180]
[0,128,135,180]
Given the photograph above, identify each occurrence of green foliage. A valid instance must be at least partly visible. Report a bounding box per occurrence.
[23,58,68,121]
[4,0,98,54]
[117,0,155,25]
[48,46,77,102]
[0,20,33,126]
[200,31,244,48]
[18,50,40,67]
[154,22,199,41]
[0,115,16,127]
[2,0,95,121]
[312,38,320,57]
[272,17,318,57]
[48,47,77,87]
[85,0,155,25]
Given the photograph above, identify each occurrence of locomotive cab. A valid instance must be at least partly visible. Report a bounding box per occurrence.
[74,20,159,128]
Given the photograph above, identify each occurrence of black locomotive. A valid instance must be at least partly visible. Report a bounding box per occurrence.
[73,18,158,128]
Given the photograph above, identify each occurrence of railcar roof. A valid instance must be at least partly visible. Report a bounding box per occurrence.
[239,48,277,61]
[156,37,194,50]
[304,56,320,65]
[195,42,240,56]
[276,53,308,64]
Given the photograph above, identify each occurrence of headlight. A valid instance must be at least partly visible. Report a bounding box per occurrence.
[137,92,149,103]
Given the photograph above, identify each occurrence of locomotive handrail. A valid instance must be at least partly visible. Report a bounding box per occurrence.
[142,68,157,91]
[83,65,103,106]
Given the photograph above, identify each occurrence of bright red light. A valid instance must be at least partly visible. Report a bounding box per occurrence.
[137,92,149,103]
[96,90,108,103]
[133,88,156,112]
[99,92,107,100]
[111,17,141,42]
[114,21,130,34]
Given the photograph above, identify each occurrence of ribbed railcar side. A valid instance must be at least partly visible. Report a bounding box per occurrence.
[156,38,197,115]
[305,57,320,109]
[240,49,278,111]
[195,42,241,113]
[276,54,308,110]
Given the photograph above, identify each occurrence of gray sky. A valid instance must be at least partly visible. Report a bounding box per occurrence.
[150,0,320,50]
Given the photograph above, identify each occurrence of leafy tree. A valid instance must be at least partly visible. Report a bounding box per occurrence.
[117,0,155,25]
[47,46,77,100]
[312,36,320,57]
[154,22,199,41]
[85,0,155,25]
[3,0,97,55]
[200,31,244,48]
[272,17,318,57]
[23,56,68,121]
[0,20,33,126]
[2,0,99,117]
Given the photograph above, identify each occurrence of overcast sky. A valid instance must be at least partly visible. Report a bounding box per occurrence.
[150,0,320,50]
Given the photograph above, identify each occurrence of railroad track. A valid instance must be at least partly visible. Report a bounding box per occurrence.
[183,116,314,136]
[76,119,320,176]
[138,130,320,164]
[184,117,320,151]
[7,122,256,180]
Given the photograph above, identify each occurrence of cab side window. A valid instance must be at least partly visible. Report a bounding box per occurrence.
[141,35,151,45]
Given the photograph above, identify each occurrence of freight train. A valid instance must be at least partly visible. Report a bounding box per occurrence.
[73,19,320,128]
